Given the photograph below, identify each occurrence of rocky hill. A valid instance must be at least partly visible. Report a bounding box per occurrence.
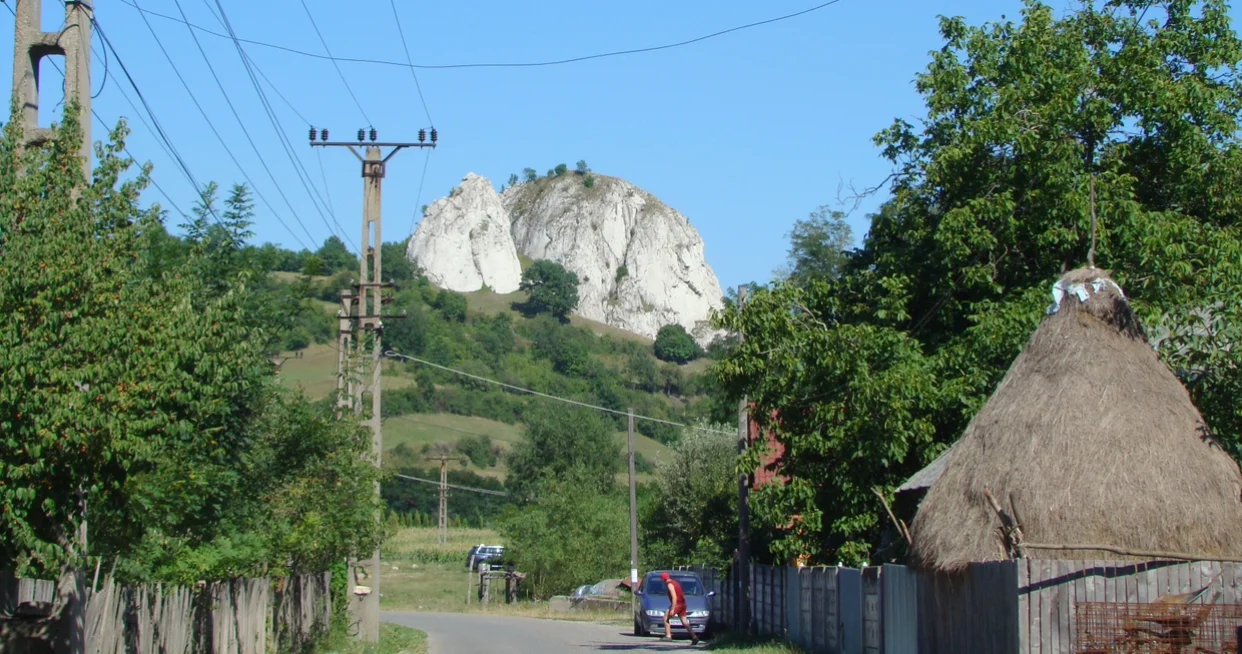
[406,172,724,345]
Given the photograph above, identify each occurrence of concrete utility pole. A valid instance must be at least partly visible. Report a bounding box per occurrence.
[311,126,436,643]
[627,409,639,614]
[335,289,355,420]
[736,284,752,636]
[426,455,468,546]
[12,0,93,178]
[12,4,93,651]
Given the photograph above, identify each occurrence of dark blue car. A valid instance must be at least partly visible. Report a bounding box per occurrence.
[633,570,714,639]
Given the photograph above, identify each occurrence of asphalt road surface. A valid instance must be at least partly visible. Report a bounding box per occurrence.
[382,612,702,654]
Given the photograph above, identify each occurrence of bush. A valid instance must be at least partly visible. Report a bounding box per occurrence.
[653,324,702,364]
[583,175,596,189]
[554,163,569,177]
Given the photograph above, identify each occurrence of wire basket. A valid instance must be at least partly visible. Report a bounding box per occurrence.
[1076,601,1242,653]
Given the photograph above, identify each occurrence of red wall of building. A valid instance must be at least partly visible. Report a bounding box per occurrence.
[748,408,787,488]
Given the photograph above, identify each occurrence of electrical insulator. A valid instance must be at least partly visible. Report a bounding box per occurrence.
[321,128,329,141]
[418,128,426,142]
[430,128,438,143]
[369,127,377,142]
[308,126,316,141]
[357,129,365,142]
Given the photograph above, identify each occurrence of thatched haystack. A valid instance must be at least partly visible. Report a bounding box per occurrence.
[910,268,1242,573]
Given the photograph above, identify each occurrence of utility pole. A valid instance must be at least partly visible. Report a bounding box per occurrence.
[426,455,468,546]
[12,0,93,178]
[335,290,355,420]
[627,409,639,614]
[736,284,752,636]
[311,126,436,643]
[12,4,93,652]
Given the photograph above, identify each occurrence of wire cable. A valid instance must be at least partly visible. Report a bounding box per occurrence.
[156,0,349,251]
[295,0,372,125]
[388,0,433,126]
[127,0,316,249]
[201,0,350,249]
[392,473,509,497]
[407,148,432,236]
[383,349,735,435]
[1,1,190,220]
[118,0,844,70]
[88,11,226,224]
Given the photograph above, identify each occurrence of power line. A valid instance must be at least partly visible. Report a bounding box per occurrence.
[127,0,317,249]
[407,148,432,236]
[388,0,432,126]
[88,11,227,225]
[392,473,509,497]
[117,0,844,70]
[169,0,353,251]
[0,2,189,220]
[295,0,372,125]
[383,349,735,435]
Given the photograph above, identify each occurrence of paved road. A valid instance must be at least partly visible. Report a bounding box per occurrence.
[382,612,701,654]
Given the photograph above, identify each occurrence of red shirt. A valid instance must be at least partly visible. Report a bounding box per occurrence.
[665,578,686,611]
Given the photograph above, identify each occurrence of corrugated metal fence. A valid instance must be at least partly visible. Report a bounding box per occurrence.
[1,571,331,654]
[691,559,1242,653]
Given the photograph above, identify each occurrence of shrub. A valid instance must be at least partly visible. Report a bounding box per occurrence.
[653,323,702,364]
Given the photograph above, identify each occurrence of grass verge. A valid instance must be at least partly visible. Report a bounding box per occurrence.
[703,633,805,653]
[317,623,427,654]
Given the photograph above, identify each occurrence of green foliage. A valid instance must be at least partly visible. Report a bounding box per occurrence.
[575,160,590,174]
[641,422,739,571]
[519,259,580,319]
[433,289,469,322]
[382,241,419,289]
[383,444,508,528]
[315,235,357,274]
[0,108,382,580]
[523,168,537,183]
[654,324,702,364]
[498,478,627,598]
[781,206,853,286]
[508,173,520,187]
[456,434,499,468]
[554,163,569,177]
[713,0,1242,565]
[583,175,596,189]
[505,405,620,505]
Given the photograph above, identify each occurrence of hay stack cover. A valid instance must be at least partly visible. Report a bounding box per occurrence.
[910,268,1242,572]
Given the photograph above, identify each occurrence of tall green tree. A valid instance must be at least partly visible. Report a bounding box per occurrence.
[780,206,853,286]
[519,259,580,319]
[653,324,702,364]
[0,108,383,579]
[505,405,619,504]
[315,235,357,274]
[714,0,1242,565]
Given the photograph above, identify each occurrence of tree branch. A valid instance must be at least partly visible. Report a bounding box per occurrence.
[1023,542,1242,563]
[872,486,912,547]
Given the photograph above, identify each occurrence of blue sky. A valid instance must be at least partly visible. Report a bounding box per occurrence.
[4,0,1203,291]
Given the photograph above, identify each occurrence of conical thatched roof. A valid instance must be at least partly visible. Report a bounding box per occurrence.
[910,268,1242,573]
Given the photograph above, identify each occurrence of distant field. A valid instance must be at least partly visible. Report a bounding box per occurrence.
[275,343,411,400]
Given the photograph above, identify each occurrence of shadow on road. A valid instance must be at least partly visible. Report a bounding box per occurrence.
[591,633,700,650]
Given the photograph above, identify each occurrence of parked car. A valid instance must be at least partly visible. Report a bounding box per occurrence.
[464,545,505,570]
[633,570,714,639]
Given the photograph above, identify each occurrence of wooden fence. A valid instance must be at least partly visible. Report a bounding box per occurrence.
[2,571,331,654]
[692,559,1242,653]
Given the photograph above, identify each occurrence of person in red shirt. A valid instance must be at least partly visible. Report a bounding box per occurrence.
[660,572,700,644]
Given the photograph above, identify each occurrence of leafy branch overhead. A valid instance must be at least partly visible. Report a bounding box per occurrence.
[713,0,1242,566]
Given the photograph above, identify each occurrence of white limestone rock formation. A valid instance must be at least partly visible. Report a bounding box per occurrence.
[501,174,724,345]
[406,173,523,294]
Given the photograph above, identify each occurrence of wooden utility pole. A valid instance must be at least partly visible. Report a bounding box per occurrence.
[627,408,639,614]
[736,284,752,636]
[12,0,93,178]
[311,126,435,643]
[12,3,94,651]
[426,455,468,545]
